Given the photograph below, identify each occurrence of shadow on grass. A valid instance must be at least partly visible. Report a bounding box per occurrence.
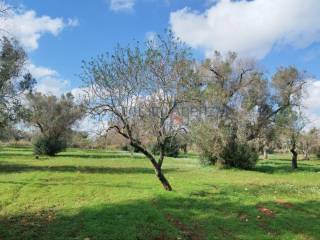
[0,162,177,174]
[254,160,320,174]
[0,151,145,160]
[0,196,319,240]
[57,153,145,160]
[0,180,152,189]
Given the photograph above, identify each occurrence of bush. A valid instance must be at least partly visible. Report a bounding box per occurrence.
[33,136,67,156]
[198,141,258,169]
[221,142,259,169]
[193,121,259,169]
[199,150,218,166]
[151,136,180,158]
[121,144,140,153]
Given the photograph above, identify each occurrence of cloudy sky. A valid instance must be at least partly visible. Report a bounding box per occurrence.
[2,0,320,128]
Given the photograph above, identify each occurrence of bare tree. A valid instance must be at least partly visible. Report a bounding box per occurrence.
[81,32,196,191]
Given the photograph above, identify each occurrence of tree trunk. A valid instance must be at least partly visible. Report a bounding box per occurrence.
[290,146,298,169]
[263,147,268,160]
[130,142,172,191]
[155,167,172,191]
[158,144,165,168]
[303,150,309,160]
[182,144,187,154]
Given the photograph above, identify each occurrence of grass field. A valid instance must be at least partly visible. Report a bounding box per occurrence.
[0,147,319,240]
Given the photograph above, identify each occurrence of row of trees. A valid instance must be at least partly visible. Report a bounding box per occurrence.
[0,28,317,191]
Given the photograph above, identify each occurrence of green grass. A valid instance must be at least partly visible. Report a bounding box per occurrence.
[0,147,319,240]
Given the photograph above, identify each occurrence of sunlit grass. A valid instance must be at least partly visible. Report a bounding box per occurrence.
[0,147,319,240]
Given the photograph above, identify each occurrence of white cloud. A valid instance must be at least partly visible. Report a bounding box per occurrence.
[109,0,135,12]
[0,5,78,51]
[303,79,320,129]
[170,0,320,59]
[27,63,58,79]
[27,63,70,96]
[67,18,79,27]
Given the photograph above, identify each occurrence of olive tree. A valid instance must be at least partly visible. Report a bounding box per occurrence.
[272,67,307,169]
[26,92,85,156]
[0,37,35,130]
[192,52,266,169]
[299,128,319,160]
[192,52,307,169]
[81,33,196,191]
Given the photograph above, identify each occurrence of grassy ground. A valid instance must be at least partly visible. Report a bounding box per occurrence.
[0,147,319,240]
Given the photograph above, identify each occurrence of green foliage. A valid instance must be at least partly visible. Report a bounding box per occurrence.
[121,144,140,153]
[26,92,85,156]
[193,122,258,169]
[221,142,259,169]
[151,136,181,158]
[33,136,67,156]
[0,37,35,130]
[198,140,258,169]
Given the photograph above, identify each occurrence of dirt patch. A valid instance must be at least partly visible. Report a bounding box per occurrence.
[275,199,294,208]
[3,209,57,228]
[257,206,275,217]
[165,214,203,240]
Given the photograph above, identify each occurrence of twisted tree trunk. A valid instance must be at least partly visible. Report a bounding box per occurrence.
[131,142,172,191]
[290,143,298,169]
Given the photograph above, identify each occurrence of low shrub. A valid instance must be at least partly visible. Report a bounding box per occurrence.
[151,136,181,158]
[221,142,259,169]
[33,136,67,156]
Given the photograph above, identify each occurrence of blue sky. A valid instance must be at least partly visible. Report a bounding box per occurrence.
[2,0,320,127]
[5,0,212,89]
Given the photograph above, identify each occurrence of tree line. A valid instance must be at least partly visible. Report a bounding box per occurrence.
[0,31,319,191]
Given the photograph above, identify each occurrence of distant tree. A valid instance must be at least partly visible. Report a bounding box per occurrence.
[275,108,305,168]
[272,67,307,169]
[81,32,196,191]
[69,131,93,149]
[0,37,35,132]
[299,128,320,160]
[25,92,85,156]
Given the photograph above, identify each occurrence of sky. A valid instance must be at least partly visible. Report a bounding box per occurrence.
[2,0,320,129]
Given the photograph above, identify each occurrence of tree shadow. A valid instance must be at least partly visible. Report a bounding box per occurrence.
[0,196,319,240]
[56,153,146,160]
[254,160,320,174]
[0,152,34,158]
[0,162,178,175]
[0,151,146,160]
[0,180,151,189]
